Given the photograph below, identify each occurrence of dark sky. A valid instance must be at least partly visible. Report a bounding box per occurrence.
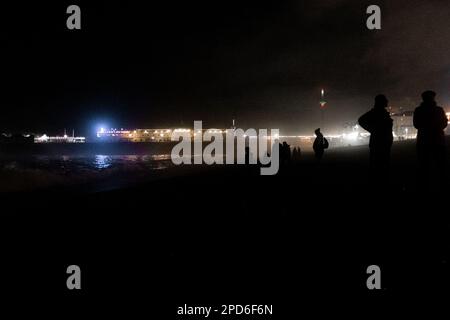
[1,0,449,136]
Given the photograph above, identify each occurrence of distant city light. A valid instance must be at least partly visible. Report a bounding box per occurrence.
[38,134,48,141]
[320,88,327,108]
[343,132,358,141]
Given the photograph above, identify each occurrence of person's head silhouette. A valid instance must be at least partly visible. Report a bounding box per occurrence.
[374,94,388,109]
[315,128,322,136]
[421,90,436,104]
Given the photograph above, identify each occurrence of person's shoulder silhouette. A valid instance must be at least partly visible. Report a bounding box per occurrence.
[413,90,448,146]
[358,94,393,150]
[358,95,392,132]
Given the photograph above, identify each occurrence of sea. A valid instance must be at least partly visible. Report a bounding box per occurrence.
[0,153,175,192]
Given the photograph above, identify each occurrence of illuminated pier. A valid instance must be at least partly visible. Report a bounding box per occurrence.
[96,128,234,142]
[34,134,85,143]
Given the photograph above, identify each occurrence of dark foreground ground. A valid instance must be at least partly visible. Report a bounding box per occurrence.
[1,139,450,317]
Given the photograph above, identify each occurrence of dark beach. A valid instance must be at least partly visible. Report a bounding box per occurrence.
[2,138,449,315]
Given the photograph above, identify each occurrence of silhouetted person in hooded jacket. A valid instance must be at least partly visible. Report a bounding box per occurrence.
[358,94,393,182]
[413,90,447,188]
[313,128,328,161]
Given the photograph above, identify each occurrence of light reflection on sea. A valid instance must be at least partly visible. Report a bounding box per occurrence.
[0,154,173,173]
[0,154,176,192]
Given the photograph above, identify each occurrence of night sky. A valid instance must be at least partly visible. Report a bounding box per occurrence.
[1,0,449,136]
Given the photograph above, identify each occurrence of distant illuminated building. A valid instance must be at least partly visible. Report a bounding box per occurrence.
[35,134,85,143]
[341,122,369,145]
[35,130,85,143]
[96,128,193,142]
[34,134,86,143]
[96,127,259,142]
[391,110,417,140]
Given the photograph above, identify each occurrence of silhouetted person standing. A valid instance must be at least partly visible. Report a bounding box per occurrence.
[283,141,291,164]
[279,141,291,166]
[413,90,447,189]
[296,147,302,160]
[292,147,302,161]
[358,94,393,184]
[313,128,328,161]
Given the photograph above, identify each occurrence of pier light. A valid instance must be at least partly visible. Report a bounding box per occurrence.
[38,134,49,142]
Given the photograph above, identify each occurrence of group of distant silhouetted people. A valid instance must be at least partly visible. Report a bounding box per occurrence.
[278,90,447,189]
[279,142,302,165]
[357,90,447,190]
[280,128,329,164]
